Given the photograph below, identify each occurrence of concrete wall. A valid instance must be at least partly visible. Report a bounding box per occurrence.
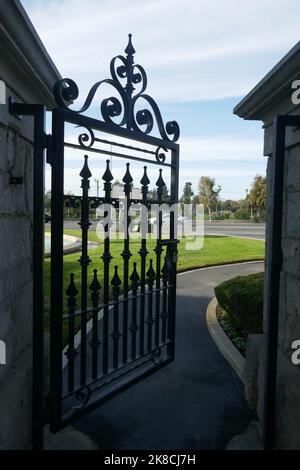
[0,0,60,449]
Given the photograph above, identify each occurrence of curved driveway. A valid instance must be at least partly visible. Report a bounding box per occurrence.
[76,261,264,450]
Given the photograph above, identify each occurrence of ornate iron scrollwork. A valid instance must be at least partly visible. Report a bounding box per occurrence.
[75,124,169,164]
[53,34,180,143]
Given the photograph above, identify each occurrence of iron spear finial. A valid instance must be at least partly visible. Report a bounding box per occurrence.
[125,33,135,56]
[79,154,92,180]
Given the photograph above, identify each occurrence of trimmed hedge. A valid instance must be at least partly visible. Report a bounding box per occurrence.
[214,272,264,336]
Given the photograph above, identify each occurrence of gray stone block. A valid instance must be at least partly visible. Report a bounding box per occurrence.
[0,128,32,216]
[0,332,50,449]
[287,146,300,193]
[0,218,32,276]
[275,352,300,449]
[287,192,300,239]
[244,334,265,410]
[0,346,32,449]
[0,262,32,366]
[285,274,300,351]
[282,238,300,279]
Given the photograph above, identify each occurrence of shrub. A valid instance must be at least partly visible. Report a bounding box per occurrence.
[234,208,251,220]
[214,272,264,336]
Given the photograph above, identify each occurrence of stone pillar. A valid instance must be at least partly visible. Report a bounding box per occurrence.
[234,41,300,449]
[0,0,60,449]
[256,120,300,449]
[0,83,34,449]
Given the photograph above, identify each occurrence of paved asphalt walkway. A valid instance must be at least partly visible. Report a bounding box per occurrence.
[75,261,264,450]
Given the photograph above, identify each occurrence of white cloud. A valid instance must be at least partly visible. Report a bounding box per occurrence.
[22,0,300,102]
[180,135,264,163]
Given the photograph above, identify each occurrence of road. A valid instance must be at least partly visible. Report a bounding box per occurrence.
[48,220,266,240]
[75,261,264,450]
[204,222,265,240]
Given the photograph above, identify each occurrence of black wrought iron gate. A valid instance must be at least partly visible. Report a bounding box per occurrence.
[9,35,179,446]
[48,35,180,432]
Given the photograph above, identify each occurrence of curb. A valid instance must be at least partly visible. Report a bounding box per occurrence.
[206,297,245,384]
[177,259,264,275]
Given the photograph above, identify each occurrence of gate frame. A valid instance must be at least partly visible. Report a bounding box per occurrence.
[49,107,179,432]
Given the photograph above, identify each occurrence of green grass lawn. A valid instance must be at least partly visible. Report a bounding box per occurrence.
[44,229,265,339]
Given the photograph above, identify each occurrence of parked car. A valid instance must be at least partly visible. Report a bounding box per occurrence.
[148,213,186,225]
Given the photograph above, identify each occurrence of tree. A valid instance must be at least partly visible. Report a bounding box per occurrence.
[192,194,200,205]
[198,176,221,222]
[147,186,170,202]
[180,182,194,205]
[147,188,157,201]
[162,185,170,202]
[248,175,267,218]
[222,199,240,213]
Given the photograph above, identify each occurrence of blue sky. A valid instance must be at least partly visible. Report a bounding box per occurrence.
[21,0,300,199]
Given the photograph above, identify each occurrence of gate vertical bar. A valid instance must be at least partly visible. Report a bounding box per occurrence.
[32,106,46,450]
[102,159,113,373]
[111,266,122,368]
[263,116,285,450]
[130,262,140,360]
[90,269,101,379]
[65,274,78,392]
[50,108,65,432]
[161,257,168,343]
[139,166,150,355]
[154,170,165,347]
[168,147,179,360]
[146,260,155,351]
[79,155,92,385]
[122,163,133,363]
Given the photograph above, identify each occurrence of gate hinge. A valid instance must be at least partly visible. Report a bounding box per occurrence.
[44,133,53,164]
